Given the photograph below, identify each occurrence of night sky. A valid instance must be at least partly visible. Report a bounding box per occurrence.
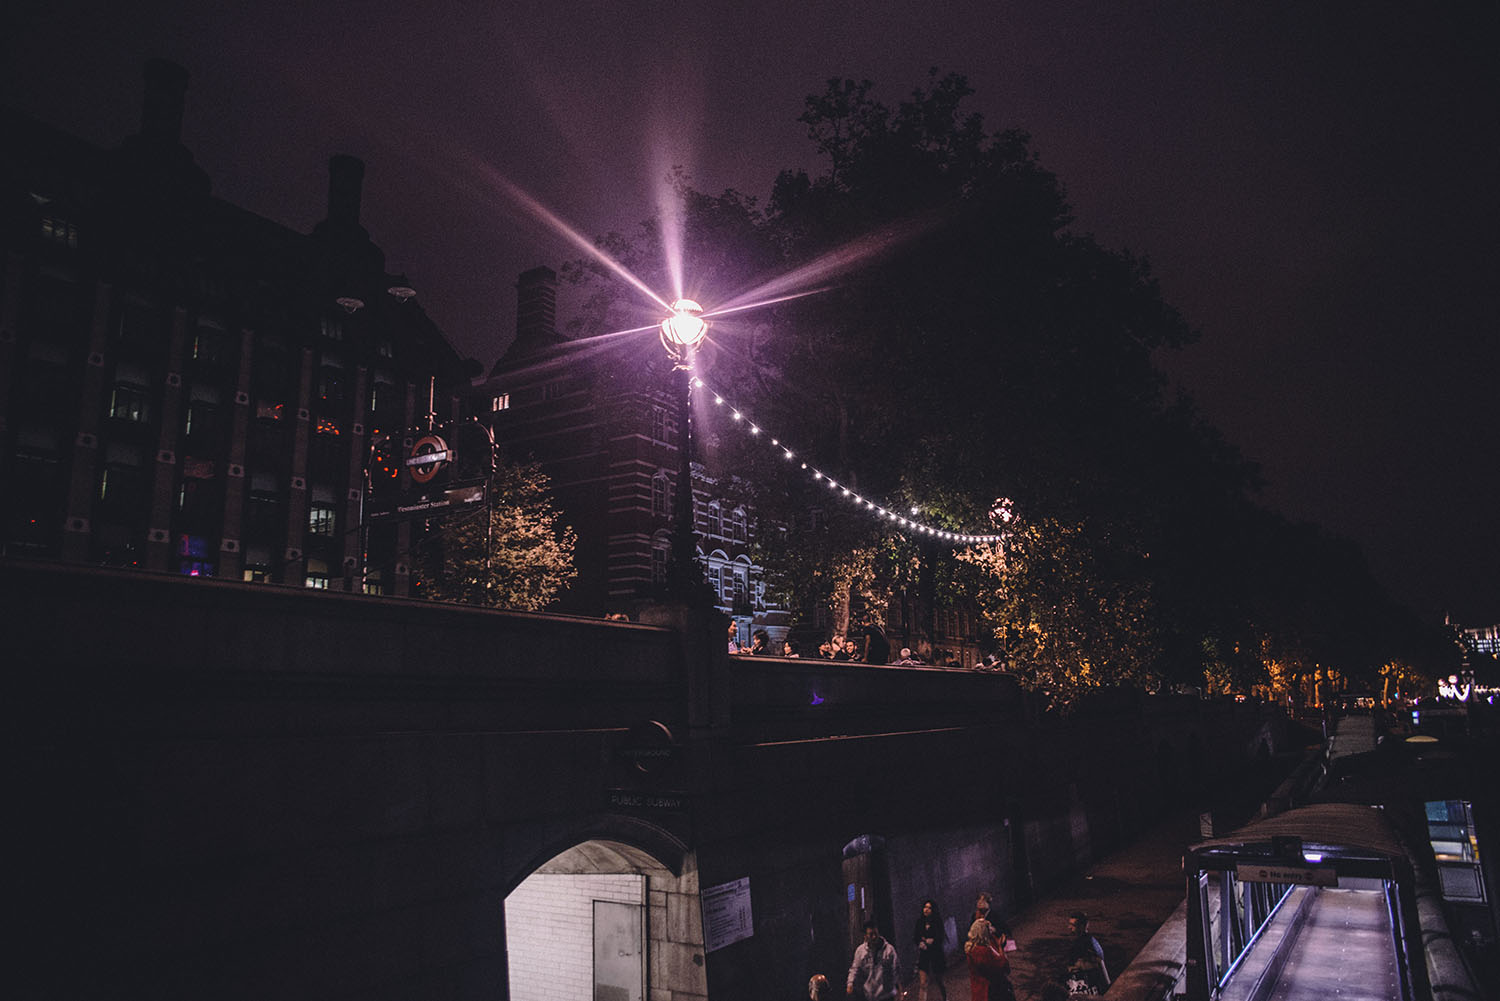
[4,1,1496,624]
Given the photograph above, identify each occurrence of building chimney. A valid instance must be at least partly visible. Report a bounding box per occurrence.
[141,58,189,145]
[516,266,558,343]
[327,154,365,227]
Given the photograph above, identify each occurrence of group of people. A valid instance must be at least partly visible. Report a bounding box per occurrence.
[728,622,897,664]
[822,895,1110,1001]
[725,621,1012,674]
[728,624,799,657]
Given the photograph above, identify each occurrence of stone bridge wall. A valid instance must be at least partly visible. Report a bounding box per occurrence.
[5,560,1289,1000]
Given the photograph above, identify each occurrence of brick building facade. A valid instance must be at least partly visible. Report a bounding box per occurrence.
[477,267,778,641]
[0,60,471,594]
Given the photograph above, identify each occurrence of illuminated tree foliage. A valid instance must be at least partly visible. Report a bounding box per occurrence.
[959,516,1161,700]
[415,459,577,611]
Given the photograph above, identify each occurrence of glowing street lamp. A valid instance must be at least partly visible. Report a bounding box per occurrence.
[660,299,707,599]
[660,297,707,356]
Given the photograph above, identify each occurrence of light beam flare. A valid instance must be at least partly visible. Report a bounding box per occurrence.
[462,155,671,314]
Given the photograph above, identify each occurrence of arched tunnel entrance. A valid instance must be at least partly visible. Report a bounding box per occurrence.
[506,840,707,1001]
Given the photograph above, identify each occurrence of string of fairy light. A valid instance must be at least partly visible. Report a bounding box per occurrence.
[690,376,1007,545]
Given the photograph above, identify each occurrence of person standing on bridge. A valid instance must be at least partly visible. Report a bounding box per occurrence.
[845,921,899,1000]
[861,620,891,665]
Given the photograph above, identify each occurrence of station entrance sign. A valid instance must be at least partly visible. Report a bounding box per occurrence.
[366,479,487,523]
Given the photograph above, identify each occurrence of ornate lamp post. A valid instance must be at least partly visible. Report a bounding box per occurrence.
[660,298,708,599]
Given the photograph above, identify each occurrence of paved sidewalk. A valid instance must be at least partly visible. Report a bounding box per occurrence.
[912,807,1203,1001]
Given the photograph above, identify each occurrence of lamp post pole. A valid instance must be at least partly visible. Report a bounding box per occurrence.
[660,299,708,601]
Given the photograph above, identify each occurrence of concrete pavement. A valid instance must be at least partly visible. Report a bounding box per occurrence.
[912,807,1204,1001]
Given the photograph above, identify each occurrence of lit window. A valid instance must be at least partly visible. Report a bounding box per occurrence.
[243,546,272,583]
[177,534,214,577]
[98,444,145,512]
[109,382,150,422]
[305,558,330,589]
[369,373,396,414]
[41,216,79,249]
[308,503,336,537]
[184,395,218,439]
[492,393,511,412]
[191,325,226,366]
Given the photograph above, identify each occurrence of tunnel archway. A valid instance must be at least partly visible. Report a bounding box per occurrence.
[506,834,705,1001]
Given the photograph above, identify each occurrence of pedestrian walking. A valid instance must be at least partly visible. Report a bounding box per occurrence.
[1062,911,1110,996]
[845,921,899,1000]
[911,899,947,1001]
[964,918,1015,1001]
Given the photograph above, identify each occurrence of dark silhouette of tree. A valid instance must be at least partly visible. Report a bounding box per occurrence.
[564,70,1453,696]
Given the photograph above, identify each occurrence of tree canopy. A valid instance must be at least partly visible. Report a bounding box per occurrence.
[413,458,577,611]
[564,71,1456,699]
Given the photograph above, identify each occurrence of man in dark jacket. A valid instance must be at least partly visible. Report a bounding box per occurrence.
[1063,911,1110,995]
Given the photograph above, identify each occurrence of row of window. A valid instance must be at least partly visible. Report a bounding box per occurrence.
[81,442,346,536]
[100,370,401,428]
[26,272,396,359]
[644,542,765,611]
[647,473,749,540]
[225,551,387,593]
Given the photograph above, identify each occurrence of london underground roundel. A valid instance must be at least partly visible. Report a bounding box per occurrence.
[408,434,449,484]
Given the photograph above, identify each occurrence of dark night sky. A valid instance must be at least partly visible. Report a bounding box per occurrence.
[4,1,1496,624]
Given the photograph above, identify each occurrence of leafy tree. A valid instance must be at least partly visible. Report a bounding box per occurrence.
[958,513,1162,700]
[563,70,1452,698]
[414,459,577,610]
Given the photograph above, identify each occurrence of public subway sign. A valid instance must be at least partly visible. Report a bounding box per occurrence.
[700,877,754,953]
[1235,863,1338,887]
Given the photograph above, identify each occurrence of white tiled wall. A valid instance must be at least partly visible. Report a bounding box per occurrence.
[506,873,645,1001]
